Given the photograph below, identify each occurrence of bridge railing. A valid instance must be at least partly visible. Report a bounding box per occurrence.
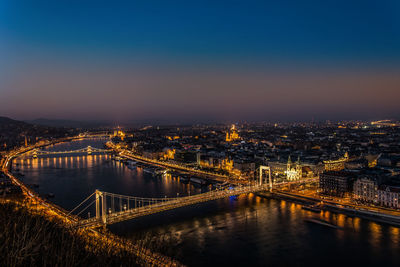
[73,184,269,227]
[32,146,111,155]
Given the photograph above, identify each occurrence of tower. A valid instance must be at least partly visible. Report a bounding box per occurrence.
[287,155,292,172]
[196,152,201,166]
[226,132,231,142]
[226,124,239,142]
[296,156,302,179]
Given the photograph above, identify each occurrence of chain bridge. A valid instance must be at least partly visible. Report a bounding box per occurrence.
[31,146,111,157]
[71,184,270,228]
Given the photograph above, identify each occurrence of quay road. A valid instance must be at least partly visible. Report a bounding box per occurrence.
[1,133,113,224]
[269,189,400,226]
[109,143,321,188]
[110,145,245,185]
[1,136,90,224]
[281,188,400,218]
[0,135,182,266]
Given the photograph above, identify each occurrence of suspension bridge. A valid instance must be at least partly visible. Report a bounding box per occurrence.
[71,184,270,228]
[31,146,111,158]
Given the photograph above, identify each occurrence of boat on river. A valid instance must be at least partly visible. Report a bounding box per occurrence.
[190,177,207,186]
[127,161,137,170]
[305,218,343,229]
[179,175,190,183]
[143,168,155,175]
[302,204,322,213]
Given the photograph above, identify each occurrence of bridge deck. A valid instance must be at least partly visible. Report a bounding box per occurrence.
[76,184,268,228]
[33,146,111,155]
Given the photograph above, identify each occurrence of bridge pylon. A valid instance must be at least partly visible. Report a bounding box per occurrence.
[259,166,272,191]
[95,190,107,224]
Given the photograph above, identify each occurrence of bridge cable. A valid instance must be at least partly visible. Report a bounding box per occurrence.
[76,198,98,217]
[68,192,96,215]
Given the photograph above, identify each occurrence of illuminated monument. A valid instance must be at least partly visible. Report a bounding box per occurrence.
[268,156,304,180]
[323,152,349,171]
[286,156,302,180]
[113,128,126,141]
[226,124,240,142]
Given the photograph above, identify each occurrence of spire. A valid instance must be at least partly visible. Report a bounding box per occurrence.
[288,155,292,164]
[297,156,301,164]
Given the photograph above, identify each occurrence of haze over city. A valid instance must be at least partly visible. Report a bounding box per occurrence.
[1,0,400,123]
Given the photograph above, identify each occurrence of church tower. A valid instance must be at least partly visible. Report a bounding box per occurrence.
[296,156,302,179]
[287,155,292,172]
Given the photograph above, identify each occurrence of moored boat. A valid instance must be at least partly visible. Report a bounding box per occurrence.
[302,205,322,213]
[305,218,343,229]
[190,177,207,186]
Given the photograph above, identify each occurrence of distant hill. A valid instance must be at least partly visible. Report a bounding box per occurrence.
[0,116,79,150]
[28,118,110,129]
[0,116,30,130]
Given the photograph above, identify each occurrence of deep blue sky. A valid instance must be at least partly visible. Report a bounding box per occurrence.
[1,0,400,122]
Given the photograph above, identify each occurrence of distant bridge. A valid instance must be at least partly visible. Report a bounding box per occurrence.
[72,184,269,228]
[31,146,111,158]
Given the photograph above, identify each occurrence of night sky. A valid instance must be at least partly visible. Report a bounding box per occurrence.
[1,0,399,123]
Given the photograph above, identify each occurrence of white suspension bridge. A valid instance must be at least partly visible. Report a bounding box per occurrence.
[71,183,270,228]
[31,146,111,158]
[69,165,318,229]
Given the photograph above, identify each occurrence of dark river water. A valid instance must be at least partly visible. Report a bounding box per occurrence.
[13,139,400,266]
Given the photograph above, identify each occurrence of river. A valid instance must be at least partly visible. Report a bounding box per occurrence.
[13,139,400,266]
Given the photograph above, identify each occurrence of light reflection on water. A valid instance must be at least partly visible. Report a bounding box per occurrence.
[13,138,400,266]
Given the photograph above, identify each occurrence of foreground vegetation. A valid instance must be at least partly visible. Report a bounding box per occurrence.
[0,201,165,266]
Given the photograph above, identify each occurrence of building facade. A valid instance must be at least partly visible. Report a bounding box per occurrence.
[353,177,378,203]
[323,152,349,171]
[319,171,355,197]
[225,124,240,142]
[377,185,400,208]
[268,156,311,181]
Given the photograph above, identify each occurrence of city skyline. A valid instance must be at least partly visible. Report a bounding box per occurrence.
[1,0,400,122]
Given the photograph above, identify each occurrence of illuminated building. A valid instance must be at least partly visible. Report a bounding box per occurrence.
[162,148,176,160]
[225,124,240,142]
[196,152,201,166]
[286,156,302,180]
[371,120,400,127]
[198,155,240,176]
[365,154,381,168]
[319,171,355,197]
[378,185,400,208]
[221,158,234,172]
[268,156,304,180]
[166,136,180,141]
[353,177,378,203]
[323,152,349,171]
[113,129,126,141]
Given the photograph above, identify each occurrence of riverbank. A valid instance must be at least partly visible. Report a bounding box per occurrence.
[257,191,400,227]
[1,137,183,267]
[0,200,144,266]
[10,137,400,266]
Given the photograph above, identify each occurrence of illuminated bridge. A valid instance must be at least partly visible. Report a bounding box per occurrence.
[72,184,270,228]
[31,146,111,157]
